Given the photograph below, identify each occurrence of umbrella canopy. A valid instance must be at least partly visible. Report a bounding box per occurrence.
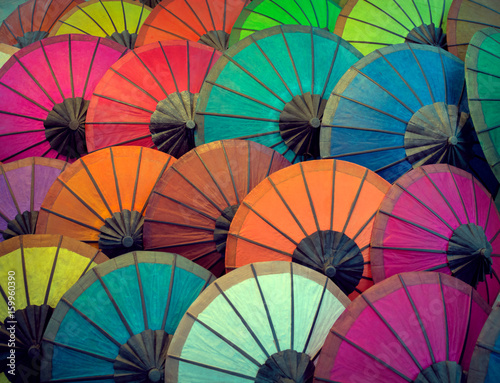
[136,0,251,51]
[0,157,68,242]
[36,146,176,258]
[468,304,500,382]
[0,34,128,164]
[0,43,18,68]
[144,140,291,277]
[196,25,363,164]
[315,272,491,383]
[335,0,453,55]
[320,43,499,199]
[86,40,221,158]
[49,0,152,49]
[466,27,500,183]
[447,0,500,61]
[371,164,500,306]
[227,159,390,299]
[0,234,108,383]
[165,261,350,382]
[228,0,342,47]
[0,0,82,48]
[41,251,216,382]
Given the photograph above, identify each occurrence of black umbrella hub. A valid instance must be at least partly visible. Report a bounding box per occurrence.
[98,209,144,258]
[199,30,230,52]
[2,210,38,240]
[107,30,138,49]
[255,349,314,383]
[214,204,240,256]
[404,23,447,49]
[15,31,49,48]
[413,360,463,383]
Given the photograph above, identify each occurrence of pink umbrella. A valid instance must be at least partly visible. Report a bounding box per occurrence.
[0,34,128,163]
[371,164,500,306]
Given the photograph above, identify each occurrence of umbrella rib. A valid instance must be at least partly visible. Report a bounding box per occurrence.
[42,338,116,363]
[340,15,408,40]
[309,0,321,27]
[153,191,217,221]
[109,148,123,212]
[12,54,56,105]
[41,375,115,383]
[46,0,76,32]
[133,51,169,99]
[238,130,281,140]
[299,163,323,250]
[341,210,376,247]
[2,18,18,41]
[365,0,412,32]
[448,165,470,223]
[139,156,174,216]
[361,293,424,370]
[230,233,294,258]
[92,93,155,113]
[319,40,340,101]
[251,264,281,352]
[40,207,101,232]
[80,250,102,277]
[292,0,313,26]
[19,237,30,305]
[243,8,295,26]
[379,210,449,240]
[407,44,435,103]
[399,275,436,364]
[267,0,303,25]
[342,169,368,235]
[469,42,500,60]
[60,297,121,347]
[99,0,118,33]
[448,18,500,28]
[322,124,405,136]
[132,252,148,330]
[371,246,445,254]
[30,157,35,212]
[110,66,160,102]
[145,218,215,232]
[222,141,240,204]
[160,253,176,330]
[159,42,180,96]
[0,284,8,306]
[0,164,21,215]
[204,0,217,33]
[55,179,107,223]
[328,160,336,230]
[43,235,62,305]
[56,20,92,35]
[93,268,135,336]
[438,49,450,110]
[0,82,50,112]
[330,329,413,382]
[167,355,255,380]
[195,111,280,123]
[183,0,208,35]
[157,4,202,38]
[290,263,295,349]
[0,209,10,223]
[82,39,103,98]
[74,4,110,36]
[458,288,474,365]
[436,274,450,360]
[280,25,304,95]
[246,142,252,195]
[129,147,143,211]
[315,378,342,383]
[142,23,190,41]
[80,159,114,216]
[302,278,328,353]
[467,67,500,80]
[214,281,271,358]
[410,0,425,26]
[0,137,48,162]
[146,240,215,251]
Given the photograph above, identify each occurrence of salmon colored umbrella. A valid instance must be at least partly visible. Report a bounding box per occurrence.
[49,0,152,48]
[0,0,82,48]
[36,146,176,258]
[336,0,453,55]
[86,40,221,158]
[166,261,350,382]
[371,164,500,306]
[144,140,290,276]
[41,251,215,382]
[320,43,499,200]
[0,234,108,383]
[228,0,342,47]
[0,35,128,164]
[468,304,500,382]
[0,43,18,68]
[0,157,68,242]
[315,272,491,382]
[227,159,391,299]
[136,0,251,51]
[447,0,500,61]
[196,25,363,164]
[466,27,500,183]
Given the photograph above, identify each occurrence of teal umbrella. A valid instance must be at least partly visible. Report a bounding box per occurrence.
[195,25,362,164]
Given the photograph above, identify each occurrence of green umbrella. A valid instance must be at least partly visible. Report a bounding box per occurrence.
[228,0,342,47]
[335,0,453,55]
[466,27,500,182]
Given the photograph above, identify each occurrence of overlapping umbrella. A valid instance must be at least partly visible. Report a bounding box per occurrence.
[0,0,82,48]
[0,34,128,163]
[320,43,499,200]
[0,157,68,241]
[86,40,221,158]
[41,251,215,382]
[227,159,390,299]
[371,164,500,306]
[335,0,453,55]
[0,43,17,68]
[0,234,108,383]
[165,261,350,382]
[144,140,290,276]
[228,0,342,47]
[466,27,500,183]
[447,0,500,61]
[49,0,152,48]
[315,272,491,382]
[36,146,176,258]
[136,0,251,51]
[196,25,363,164]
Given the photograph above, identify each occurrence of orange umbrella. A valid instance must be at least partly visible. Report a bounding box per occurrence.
[136,0,251,51]
[144,140,290,276]
[0,0,82,47]
[36,146,176,257]
[226,159,391,299]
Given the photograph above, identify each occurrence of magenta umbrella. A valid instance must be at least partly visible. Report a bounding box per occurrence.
[371,164,500,306]
[0,34,128,163]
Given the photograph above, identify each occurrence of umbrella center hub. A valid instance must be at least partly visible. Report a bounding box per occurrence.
[293,230,364,296]
[448,135,458,146]
[256,349,314,383]
[98,209,144,258]
[279,93,327,159]
[3,210,38,240]
[148,368,162,382]
[214,204,240,257]
[447,223,493,288]
[69,119,80,131]
[186,119,196,129]
[28,344,41,359]
[198,30,230,51]
[415,360,463,382]
[404,23,447,49]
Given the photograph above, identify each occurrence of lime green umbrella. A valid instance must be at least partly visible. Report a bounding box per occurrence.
[466,27,500,182]
[228,0,342,47]
[335,0,453,55]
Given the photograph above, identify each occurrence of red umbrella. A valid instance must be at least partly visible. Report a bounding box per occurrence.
[86,40,221,158]
[315,272,491,382]
[0,35,128,163]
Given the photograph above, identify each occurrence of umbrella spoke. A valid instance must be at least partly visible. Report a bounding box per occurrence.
[139,154,174,215]
[40,207,101,232]
[145,219,215,232]
[0,164,22,215]
[153,192,217,221]
[230,233,293,258]
[157,3,202,38]
[43,338,116,363]
[302,278,327,353]
[458,289,474,365]
[132,252,148,330]
[80,250,103,277]
[43,236,63,305]
[167,356,255,380]
[93,93,155,113]
[80,159,114,216]
[109,67,160,103]
[448,165,471,222]
[141,23,190,41]
[280,25,304,95]
[379,209,449,240]
[342,169,368,235]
